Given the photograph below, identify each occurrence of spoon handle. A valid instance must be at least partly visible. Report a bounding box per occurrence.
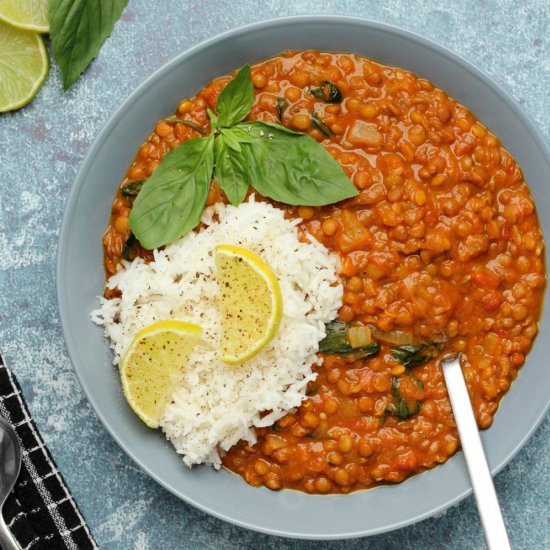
[442,355,511,550]
[0,513,19,550]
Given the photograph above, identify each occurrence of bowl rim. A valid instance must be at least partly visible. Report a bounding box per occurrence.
[57,14,550,539]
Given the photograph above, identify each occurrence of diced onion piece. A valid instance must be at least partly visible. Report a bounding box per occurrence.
[348,326,372,348]
[347,121,384,147]
[369,326,414,346]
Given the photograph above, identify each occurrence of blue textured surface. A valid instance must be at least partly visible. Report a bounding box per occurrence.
[0,1,549,549]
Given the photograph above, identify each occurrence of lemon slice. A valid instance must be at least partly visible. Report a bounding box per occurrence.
[0,0,49,32]
[215,244,283,365]
[0,20,48,112]
[120,320,202,428]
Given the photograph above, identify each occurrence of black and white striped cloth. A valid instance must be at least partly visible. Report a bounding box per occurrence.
[0,352,97,549]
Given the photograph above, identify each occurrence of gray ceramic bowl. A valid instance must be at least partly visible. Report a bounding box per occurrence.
[57,15,550,539]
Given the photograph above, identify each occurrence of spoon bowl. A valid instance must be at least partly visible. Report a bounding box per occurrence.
[0,415,21,549]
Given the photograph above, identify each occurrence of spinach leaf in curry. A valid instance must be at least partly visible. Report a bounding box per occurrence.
[319,321,380,360]
[276,97,289,122]
[310,81,343,103]
[384,375,424,421]
[310,113,334,137]
[121,179,145,198]
[391,342,445,368]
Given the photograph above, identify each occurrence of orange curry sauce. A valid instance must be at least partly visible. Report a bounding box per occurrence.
[103,51,545,494]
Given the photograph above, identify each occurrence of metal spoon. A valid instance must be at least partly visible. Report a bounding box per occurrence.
[0,416,21,550]
[441,354,511,550]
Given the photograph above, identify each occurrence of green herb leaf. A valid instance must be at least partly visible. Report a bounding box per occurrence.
[129,136,214,249]
[384,376,423,420]
[235,121,358,205]
[206,108,219,130]
[310,81,343,103]
[122,232,139,261]
[214,133,250,205]
[219,127,249,152]
[311,113,334,137]
[164,116,206,135]
[391,342,444,368]
[319,321,380,360]
[49,0,128,90]
[318,321,349,353]
[121,179,145,197]
[215,65,254,128]
[276,97,289,122]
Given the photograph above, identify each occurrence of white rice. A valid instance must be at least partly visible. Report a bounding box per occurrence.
[91,198,342,467]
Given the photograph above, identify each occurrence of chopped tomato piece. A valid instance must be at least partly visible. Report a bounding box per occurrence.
[471,269,501,289]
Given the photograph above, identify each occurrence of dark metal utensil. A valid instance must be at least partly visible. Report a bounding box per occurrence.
[0,416,21,550]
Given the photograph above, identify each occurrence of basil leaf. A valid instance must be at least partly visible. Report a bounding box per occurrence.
[219,128,245,152]
[215,65,254,128]
[207,108,219,130]
[129,136,214,249]
[235,121,358,205]
[214,134,249,206]
[49,0,128,90]
[255,120,297,135]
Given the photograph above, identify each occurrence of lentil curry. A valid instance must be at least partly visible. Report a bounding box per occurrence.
[103,51,545,494]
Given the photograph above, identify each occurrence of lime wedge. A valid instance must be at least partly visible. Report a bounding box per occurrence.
[0,0,49,33]
[215,244,283,365]
[0,20,48,112]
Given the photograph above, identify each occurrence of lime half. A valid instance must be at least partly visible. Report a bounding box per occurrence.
[0,0,49,33]
[0,20,48,112]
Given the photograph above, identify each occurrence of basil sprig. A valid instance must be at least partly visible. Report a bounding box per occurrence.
[49,0,129,90]
[129,65,358,249]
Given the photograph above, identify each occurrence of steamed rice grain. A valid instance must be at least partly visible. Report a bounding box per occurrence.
[92,199,342,467]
